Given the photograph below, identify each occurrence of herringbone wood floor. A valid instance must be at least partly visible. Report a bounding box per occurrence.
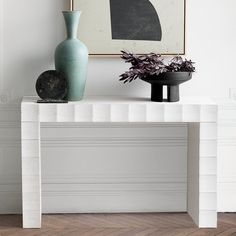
[0,213,236,236]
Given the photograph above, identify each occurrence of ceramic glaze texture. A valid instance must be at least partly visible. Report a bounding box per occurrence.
[55,11,88,101]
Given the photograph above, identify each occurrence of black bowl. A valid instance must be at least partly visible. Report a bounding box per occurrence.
[140,72,192,102]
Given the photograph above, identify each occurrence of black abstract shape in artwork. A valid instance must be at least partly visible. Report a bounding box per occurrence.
[109,0,162,41]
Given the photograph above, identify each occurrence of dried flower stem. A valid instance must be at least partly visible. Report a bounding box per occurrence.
[119,51,195,83]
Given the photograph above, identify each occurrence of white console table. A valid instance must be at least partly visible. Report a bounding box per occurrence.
[21,96,218,228]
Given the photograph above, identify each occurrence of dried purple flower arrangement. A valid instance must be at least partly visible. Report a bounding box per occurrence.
[119,50,195,83]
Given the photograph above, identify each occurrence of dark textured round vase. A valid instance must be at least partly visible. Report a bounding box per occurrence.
[36,70,68,101]
[141,72,192,102]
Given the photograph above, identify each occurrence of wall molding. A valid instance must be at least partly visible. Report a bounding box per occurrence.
[42,123,189,128]
[42,190,186,197]
[42,137,187,147]
[0,137,187,148]
[0,121,19,128]
[42,173,187,183]
[0,189,186,197]
[219,123,236,127]
[218,176,236,183]
[0,173,187,184]
[218,139,236,146]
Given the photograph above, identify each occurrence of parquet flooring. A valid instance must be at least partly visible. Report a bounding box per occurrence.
[0,213,236,236]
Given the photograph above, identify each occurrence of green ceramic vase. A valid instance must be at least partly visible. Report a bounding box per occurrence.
[55,11,88,101]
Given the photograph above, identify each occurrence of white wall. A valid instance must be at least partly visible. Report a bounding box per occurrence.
[0,0,236,213]
[1,0,236,102]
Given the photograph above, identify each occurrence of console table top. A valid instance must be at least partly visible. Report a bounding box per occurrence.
[21,96,217,123]
[22,96,216,105]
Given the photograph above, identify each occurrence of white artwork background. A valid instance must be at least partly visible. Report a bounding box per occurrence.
[75,0,185,54]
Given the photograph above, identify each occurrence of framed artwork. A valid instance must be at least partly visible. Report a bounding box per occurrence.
[75,0,186,56]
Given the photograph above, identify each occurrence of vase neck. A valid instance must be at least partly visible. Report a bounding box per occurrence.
[63,11,81,39]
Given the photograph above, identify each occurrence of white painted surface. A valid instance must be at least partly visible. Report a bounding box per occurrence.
[21,96,217,228]
[217,101,236,212]
[0,0,236,215]
[187,123,217,228]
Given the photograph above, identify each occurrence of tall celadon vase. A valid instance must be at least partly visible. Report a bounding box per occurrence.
[55,11,88,101]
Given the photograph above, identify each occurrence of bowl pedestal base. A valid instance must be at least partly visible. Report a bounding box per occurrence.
[151,84,179,102]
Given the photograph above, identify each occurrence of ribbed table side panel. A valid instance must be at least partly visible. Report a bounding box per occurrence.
[187,122,217,228]
[20,102,217,123]
[21,102,41,228]
[199,122,217,228]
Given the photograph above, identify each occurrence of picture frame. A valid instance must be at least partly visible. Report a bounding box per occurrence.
[75,0,186,56]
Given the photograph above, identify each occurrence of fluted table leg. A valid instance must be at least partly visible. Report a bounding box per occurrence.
[21,104,41,228]
[187,122,217,228]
